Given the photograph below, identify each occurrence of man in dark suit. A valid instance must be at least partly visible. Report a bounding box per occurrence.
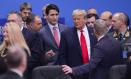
[100,11,114,33]
[0,45,27,79]
[35,4,67,65]
[7,11,37,50]
[62,19,121,79]
[7,11,39,79]
[57,9,97,79]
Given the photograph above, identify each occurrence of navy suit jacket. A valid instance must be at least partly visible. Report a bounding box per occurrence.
[72,35,121,79]
[58,27,97,67]
[22,27,36,49]
[0,70,23,79]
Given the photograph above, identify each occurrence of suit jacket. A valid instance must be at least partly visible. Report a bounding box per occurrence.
[0,70,23,79]
[58,27,97,67]
[29,23,67,68]
[39,23,67,65]
[22,27,40,79]
[109,64,126,79]
[125,60,131,79]
[22,27,37,49]
[72,35,122,79]
[107,26,114,33]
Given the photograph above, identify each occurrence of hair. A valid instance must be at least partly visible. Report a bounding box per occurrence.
[42,4,50,16]
[30,15,42,31]
[72,9,87,18]
[5,44,27,68]
[0,22,30,56]
[114,12,130,26]
[86,13,99,20]
[45,4,59,15]
[87,8,97,15]
[20,2,32,12]
[8,11,23,22]
[31,15,41,23]
[94,19,108,35]
[100,11,112,20]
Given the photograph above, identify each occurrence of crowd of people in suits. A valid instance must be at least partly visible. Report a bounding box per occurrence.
[0,2,131,79]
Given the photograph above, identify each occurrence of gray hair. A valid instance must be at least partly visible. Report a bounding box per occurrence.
[94,19,108,35]
[113,12,129,26]
[72,9,87,18]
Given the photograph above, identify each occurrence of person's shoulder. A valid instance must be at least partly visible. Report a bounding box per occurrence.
[39,25,48,32]
[62,27,73,33]
[106,34,120,46]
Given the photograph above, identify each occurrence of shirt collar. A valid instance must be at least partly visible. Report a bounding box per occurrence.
[98,34,105,41]
[20,26,24,31]
[119,27,128,36]
[77,25,87,32]
[10,68,23,77]
[48,23,58,30]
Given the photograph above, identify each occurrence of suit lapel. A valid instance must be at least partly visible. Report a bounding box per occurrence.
[87,27,97,54]
[73,27,83,57]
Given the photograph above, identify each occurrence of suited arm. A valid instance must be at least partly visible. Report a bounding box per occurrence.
[26,32,44,78]
[57,32,67,65]
[72,46,104,76]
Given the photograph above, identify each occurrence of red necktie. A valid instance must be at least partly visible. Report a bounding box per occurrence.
[80,30,89,64]
[53,27,59,47]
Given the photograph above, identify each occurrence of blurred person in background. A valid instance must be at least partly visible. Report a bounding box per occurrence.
[0,44,27,79]
[0,22,30,75]
[100,11,113,33]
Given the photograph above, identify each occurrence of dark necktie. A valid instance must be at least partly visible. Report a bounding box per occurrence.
[80,30,89,64]
[118,33,123,41]
[53,27,59,47]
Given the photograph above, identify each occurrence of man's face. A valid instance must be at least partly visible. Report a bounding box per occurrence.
[73,14,86,29]
[112,15,121,30]
[7,14,20,25]
[21,9,31,21]
[45,10,59,25]
[86,16,96,27]
[101,16,111,26]
[33,17,42,31]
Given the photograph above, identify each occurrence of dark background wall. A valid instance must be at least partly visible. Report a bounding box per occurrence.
[0,0,130,26]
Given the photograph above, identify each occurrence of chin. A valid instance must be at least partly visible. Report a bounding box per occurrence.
[4,39,9,43]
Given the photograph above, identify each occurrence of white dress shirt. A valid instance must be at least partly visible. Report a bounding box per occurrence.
[77,25,91,59]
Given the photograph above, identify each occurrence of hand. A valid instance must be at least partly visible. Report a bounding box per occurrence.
[129,56,131,60]
[45,50,55,58]
[62,65,73,74]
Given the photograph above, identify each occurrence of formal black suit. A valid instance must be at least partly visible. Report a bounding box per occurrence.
[22,27,40,79]
[22,27,37,49]
[72,35,122,79]
[58,27,97,67]
[0,70,23,79]
[57,27,97,79]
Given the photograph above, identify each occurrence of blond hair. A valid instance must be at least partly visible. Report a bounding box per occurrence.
[72,9,87,17]
[0,22,30,57]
